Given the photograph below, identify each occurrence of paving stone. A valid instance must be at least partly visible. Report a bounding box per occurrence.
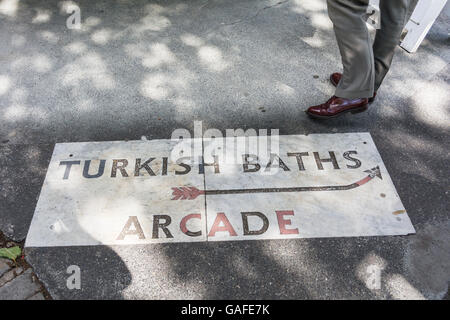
[14,267,23,275]
[0,258,11,277]
[0,269,15,287]
[0,269,40,300]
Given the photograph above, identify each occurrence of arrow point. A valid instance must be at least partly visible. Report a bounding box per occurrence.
[364,166,383,180]
[374,166,382,180]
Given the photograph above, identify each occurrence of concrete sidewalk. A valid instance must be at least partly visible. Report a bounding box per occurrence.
[0,0,449,299]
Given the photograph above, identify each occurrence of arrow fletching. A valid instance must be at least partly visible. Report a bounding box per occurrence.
[171,186,204,200]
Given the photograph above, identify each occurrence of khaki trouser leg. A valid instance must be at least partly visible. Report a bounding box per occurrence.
[374,0,411,90]
[327,0,374,99]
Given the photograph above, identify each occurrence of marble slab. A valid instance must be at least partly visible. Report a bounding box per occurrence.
[25,139,207,247]
[25,133,415,247]
[202,133,415,241]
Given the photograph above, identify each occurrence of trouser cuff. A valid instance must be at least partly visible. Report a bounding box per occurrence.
[335,87,374,100]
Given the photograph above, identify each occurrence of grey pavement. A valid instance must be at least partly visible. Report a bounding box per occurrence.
[0,0,449,299]
[0,258,10,277]
[0,256,48,300]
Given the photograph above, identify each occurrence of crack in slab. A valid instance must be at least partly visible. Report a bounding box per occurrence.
[207,0,290,34]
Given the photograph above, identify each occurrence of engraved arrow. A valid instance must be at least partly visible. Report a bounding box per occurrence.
[171,166,382,200]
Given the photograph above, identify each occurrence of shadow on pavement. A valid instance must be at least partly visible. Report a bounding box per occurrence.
[0,0,448,299]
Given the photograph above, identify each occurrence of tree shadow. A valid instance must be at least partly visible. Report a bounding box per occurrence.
[0,0,448,299]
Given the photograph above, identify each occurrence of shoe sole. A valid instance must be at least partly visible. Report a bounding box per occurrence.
[306,104,368,119]
[330,74,376,104]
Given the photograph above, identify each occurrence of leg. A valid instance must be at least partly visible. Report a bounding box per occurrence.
[327,0,374,99]
[373,0,411,90]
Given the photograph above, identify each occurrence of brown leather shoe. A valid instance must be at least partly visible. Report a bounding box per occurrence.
[330,72,377,103]
[306,96,368,119]
[330,72,342,87]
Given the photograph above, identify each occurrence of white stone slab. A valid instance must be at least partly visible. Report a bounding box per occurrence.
[25,139,207,247]
[25,133,415,247]
[202,133,415,241]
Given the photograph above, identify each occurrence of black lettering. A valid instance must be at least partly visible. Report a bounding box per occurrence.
[134,158,156,176]
[265,153,290,172]
[287,152,309,171]
[313,151,339,170]
[162,157,168,175]
[175,157,191,175]
[152,215,173,239]
[111,159,129,177]
[241,212,269,236]
[242,154,260,172]
[199,155,220,174]
[343,151,362,169]
[83,160,106,178]
[60,160,81,180]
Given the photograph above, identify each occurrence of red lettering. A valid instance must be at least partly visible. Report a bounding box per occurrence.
[180,214,202,237]
[276,210,299,235]
[208,212,237,237]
